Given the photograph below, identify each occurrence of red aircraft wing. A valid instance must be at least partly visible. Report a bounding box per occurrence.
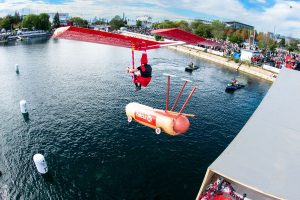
[53,26,172,51]
[151,28,220,47]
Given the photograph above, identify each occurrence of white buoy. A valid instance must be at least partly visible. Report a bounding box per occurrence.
[15,64,19,73]
[33,154,48,174]
[20,100,28,114]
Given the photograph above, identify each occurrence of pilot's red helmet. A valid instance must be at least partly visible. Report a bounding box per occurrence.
[141,53,148,64]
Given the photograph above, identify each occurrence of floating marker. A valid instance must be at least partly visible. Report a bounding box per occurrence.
[19,100,28,114]
[15,64,19,73]
[33,154,48,174]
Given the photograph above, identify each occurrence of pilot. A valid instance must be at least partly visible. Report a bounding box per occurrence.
[128,52,152,91]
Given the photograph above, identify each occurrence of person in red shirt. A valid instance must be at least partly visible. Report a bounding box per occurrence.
[128,52,152,91]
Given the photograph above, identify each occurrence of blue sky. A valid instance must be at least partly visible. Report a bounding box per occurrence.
[0,0,300,37]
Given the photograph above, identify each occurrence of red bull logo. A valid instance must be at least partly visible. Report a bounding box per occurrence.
[134,111,156,126]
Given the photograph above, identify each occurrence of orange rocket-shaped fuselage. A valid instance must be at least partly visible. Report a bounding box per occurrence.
[126,102,190,136]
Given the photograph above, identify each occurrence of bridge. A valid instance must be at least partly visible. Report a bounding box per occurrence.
[197,68,300,199]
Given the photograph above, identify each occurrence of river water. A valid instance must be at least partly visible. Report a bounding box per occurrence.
[0,39,271,200]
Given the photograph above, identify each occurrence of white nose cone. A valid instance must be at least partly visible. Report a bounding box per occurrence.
[20,100,28,114]
[33,154,48,174]
[15,64,19,72]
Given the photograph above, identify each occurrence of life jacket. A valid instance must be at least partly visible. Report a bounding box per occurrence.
[140,64,152,77]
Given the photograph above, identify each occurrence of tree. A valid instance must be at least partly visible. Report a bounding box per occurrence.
[109,15,126,30]
[256,32,264,42]
[53,12,60,28]
[12,11,22,25]
[194,23,212,38]
[268,39,278,52]
[224,28,235,37]
[287,40,299,52]
[258,40,267,49]
[156,20,176,29]
[136,20,142,27]
[21,14,39,30]
[93,18,106,25]
[240,29,249,40]
[211,20,226,40]
[228,34,244,44]
[175,20,191,32]
[37,13,51,30]
[0,15,14,30]
[69,17,88,28]
[279,38,285,48]
[190,20,202,30]
[154,34,163,41]
[21,13,50,30]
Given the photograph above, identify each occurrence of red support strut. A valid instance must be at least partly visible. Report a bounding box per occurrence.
[131,48,135,69]
[171,80,188,111]
[179,86,197,114]
[166,75,171,111]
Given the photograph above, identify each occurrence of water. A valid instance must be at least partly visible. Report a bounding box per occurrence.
[0,39,271,200]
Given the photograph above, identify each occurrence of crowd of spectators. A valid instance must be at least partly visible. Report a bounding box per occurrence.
[207,39,300,70]
[125,26,300,70]
[125,26,153,35]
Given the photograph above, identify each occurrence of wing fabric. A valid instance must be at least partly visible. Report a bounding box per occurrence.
[53,26,170,50]
[151,28,220,47]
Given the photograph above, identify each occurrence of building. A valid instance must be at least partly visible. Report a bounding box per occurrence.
[48,13,70,26]
[93,25,110,32]
[136,16,152,28]
[267,32,275,39]
[225,21,254,30]
[198,19,212,25]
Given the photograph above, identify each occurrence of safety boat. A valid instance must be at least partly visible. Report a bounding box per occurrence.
[225,83,245,91]
[185,65,199,72]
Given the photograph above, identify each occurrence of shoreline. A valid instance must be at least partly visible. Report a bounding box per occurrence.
[122,31,277,82]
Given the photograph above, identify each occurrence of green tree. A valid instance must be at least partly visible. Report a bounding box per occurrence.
[53,12,60,28]
[287,40,299,52]
[21,14,39,30]
[12,11,22,25]
[279,38,285,47]
[109,15,126,30]
[190,19,203,30]
[136,20,142,27]
[0,15,14,30]
[194,23,212,38]
[228,34,244,44]
[268,39,278,52]
[157,20,176,29]
[37,13,51,30]
[69,17,89,28]
[175,20,191,32]
[154,34,163,41]
[93,18,106,25]
[211,20,226,40]
[258,40,267,49]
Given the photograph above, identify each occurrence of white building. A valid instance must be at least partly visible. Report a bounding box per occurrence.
[136,16,152,28]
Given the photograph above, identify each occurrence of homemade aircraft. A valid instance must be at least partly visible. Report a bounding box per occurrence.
[53,26,217,135]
